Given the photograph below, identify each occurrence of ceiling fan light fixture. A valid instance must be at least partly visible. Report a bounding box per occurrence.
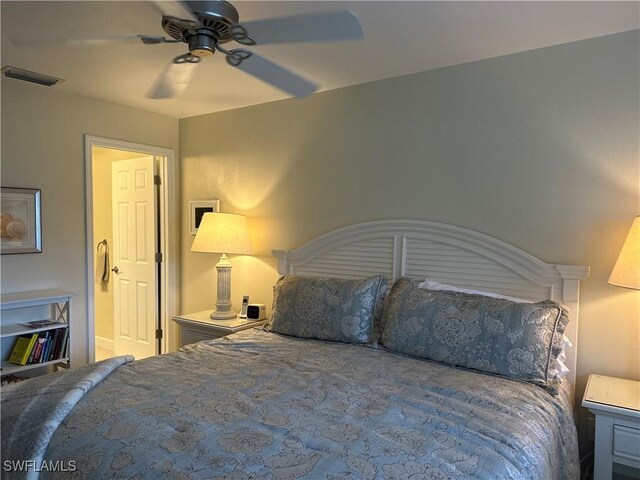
[1,66,64,87]
[188,32,217,57]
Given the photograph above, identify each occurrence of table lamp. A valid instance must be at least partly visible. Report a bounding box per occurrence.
[608,216,640,290]
[191,212,254,319]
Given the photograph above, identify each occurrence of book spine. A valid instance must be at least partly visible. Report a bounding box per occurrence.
[27,337,37,364]
[20,334,38,365]
[63,334,70,359]
[31,337,44,363]
[39,331,51,363]
[52,329,62,360]
[48,329,61,362]
[44,335,54,362]
[57,328,70,360]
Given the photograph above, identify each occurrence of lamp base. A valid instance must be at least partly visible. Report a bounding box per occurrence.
[211,253,237,321]
[210,310,237,320]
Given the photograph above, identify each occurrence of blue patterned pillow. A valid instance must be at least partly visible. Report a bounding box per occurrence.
[381,278,569,390]
[269,274,387,344]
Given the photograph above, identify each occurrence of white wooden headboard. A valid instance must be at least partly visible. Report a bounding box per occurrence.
[272,220,589,388]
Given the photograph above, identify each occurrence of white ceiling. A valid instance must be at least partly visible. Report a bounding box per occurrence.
[2,1,638,119]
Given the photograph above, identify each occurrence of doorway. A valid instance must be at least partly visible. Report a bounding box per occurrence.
[85,136,177,363]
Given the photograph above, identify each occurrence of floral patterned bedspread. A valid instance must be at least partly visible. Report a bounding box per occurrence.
[42,329,578,479]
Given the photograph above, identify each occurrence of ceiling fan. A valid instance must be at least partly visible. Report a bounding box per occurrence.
[17,1,364,100]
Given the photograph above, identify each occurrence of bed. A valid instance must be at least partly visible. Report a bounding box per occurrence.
[1,219,589,479]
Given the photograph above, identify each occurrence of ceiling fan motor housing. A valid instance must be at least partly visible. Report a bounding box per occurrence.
[162,1,240,57]
[188,30,217,57]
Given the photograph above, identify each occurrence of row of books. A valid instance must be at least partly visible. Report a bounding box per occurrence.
[1,374,26,386]
[8,328,69,366]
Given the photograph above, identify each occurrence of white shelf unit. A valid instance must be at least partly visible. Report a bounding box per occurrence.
[0,289,73,377]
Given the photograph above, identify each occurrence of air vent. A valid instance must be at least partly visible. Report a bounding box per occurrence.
[1,66,64,87]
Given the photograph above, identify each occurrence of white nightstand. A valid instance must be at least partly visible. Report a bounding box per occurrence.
[172,311,268,347]
[582,374,640,480]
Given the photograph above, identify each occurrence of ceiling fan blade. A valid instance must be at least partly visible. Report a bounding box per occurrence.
[12,35,170,47]
[230,10,363,46]
[150,1,199,28]
[147,53,200,99]
[226,50,317,98]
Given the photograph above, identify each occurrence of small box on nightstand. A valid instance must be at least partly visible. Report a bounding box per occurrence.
[247,304,267,320]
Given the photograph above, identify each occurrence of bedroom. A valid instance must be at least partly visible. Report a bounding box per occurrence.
[1,1,639,478]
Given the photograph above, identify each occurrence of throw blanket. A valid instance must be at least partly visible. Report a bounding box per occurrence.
[1,355,134,480]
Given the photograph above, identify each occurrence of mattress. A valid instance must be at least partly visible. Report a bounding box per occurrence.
[3,328,579,479]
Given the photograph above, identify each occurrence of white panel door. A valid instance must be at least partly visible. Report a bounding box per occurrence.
[112,156,157,360]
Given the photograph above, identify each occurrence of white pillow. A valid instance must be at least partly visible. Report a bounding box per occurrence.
[417,278,533,303]
[417,277,570,379]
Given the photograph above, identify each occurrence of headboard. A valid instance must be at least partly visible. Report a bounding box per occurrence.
[273,220,589,388]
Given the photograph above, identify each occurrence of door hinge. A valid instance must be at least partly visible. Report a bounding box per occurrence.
[155,252,163,263]
[154,174,161,185]
[155,328,163,339]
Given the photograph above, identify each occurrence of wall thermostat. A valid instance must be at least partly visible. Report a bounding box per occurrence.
[247,304,267,320]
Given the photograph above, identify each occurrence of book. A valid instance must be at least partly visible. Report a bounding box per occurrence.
[1,375,26,386]
[30,336,46,363]
[62,333,70,359]
[47,329,60,362]
[56,328,69,360]
[18,320,61,329]
[8,334,38,365]
[38,331,51,363]
[41,331,53,363]
[27,338,37,364]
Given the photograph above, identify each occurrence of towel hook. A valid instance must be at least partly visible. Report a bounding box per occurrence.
[97,239,108,252]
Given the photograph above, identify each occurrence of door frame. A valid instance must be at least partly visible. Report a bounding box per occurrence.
[84,135,178,360]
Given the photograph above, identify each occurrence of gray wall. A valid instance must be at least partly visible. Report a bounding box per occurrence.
[1,80,179,366]
[179,30,640,451]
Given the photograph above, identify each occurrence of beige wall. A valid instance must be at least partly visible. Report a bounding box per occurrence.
[179,30,639,451]
[1,79,179,366]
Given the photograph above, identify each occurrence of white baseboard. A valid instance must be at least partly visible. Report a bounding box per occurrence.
[95,335,114,351]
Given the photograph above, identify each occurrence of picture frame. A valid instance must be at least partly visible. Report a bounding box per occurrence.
[0,187,42,254]
[189,200,220,235]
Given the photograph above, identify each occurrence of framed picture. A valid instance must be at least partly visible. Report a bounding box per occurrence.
[189,200,220,235]
[0,187,42,254]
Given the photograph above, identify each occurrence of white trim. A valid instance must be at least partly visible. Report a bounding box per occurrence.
[84,135,178,363]
[95,335,114,351]
[273,219,589,390]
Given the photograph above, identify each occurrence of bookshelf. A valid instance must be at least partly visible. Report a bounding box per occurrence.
[0,289,73,377]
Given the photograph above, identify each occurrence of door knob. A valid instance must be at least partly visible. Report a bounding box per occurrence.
[112,266,120,274]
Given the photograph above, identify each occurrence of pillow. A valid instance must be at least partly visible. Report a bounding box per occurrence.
[417,277,532,303]
[417,277,571,380]
[381,278,569,391]
[269,274,387,344]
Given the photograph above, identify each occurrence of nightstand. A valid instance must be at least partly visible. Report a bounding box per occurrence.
[172,311,268,347]
[582,374,640,480]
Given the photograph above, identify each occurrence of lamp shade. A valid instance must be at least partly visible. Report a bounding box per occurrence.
[191,213,253,255]
[608,216,640,290]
